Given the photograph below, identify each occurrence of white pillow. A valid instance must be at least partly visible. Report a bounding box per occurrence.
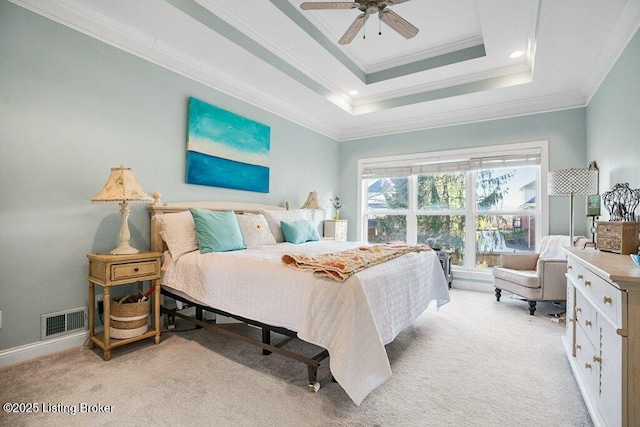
[259,208,309,243]
[236,214,277,247]
[155,211,198,260]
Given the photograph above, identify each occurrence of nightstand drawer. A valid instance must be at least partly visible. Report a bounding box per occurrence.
[111,260,159,281]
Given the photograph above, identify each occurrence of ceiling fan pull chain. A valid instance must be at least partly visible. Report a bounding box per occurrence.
[364,16,368,40]
[378,14,382,36]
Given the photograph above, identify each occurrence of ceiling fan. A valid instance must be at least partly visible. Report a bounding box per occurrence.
[300,1,419,45]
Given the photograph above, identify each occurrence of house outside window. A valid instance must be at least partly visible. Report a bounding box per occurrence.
[358,141,548,272]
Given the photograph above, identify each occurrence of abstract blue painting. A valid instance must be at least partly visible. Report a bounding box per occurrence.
[186,97,270,193]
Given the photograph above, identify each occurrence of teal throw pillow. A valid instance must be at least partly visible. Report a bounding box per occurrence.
[190,208,245,253]
[280,220,320,244]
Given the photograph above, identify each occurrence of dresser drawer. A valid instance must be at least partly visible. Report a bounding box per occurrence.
[566,258,586,286]
[571,262,623,327]
[574,324,599,396]
[111,260,159,281]
[581,270,622,327]
[575,290,598,348]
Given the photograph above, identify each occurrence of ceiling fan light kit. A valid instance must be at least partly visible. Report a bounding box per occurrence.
[300,0,418,45]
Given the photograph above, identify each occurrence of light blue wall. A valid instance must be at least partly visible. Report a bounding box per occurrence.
[339,109,589,240]
[587,27,640,198]
[0,2,339,351]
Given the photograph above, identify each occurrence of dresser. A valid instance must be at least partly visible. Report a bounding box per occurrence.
[564,248,640,426]
[323,220,348,241]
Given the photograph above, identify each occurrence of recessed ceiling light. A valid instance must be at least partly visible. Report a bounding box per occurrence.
[509,50,524,59]
[349,90,359,96]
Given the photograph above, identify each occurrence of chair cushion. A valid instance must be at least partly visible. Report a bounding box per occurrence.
[499,253,539,270]
[493,267,540,289]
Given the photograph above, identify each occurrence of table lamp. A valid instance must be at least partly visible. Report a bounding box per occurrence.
[301,191,327,210]
[301,191,327,222]
[92,165,153,255]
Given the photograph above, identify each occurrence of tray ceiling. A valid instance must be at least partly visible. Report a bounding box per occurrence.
[12,0,640,140]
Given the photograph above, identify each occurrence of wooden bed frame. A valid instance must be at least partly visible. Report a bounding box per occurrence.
[148,193,329,392]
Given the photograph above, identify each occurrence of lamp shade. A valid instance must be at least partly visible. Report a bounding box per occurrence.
[92,165,153,203]
[92,165,152,255]
[301,191,327,210]
[548,168,599,196]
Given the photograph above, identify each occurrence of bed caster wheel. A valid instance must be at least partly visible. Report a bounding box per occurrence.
[308,382,321,393]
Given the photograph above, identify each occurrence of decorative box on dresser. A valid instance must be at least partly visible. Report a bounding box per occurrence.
[564,247,640,426]
[595,221,639,255]
[323,220,348,241]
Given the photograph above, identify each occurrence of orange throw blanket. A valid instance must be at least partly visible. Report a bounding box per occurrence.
[281,244,432,282]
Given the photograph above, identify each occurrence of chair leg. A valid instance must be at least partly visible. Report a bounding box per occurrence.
[528,301,537,315]
[495,288,502,302]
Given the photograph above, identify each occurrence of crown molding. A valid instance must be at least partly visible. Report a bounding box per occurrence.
[10,0,343,140]
[363,36,485,74]
[582,0,640,104]
[354,61,531,106]
[339,90,587,141]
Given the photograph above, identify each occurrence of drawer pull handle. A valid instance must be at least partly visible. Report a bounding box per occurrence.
[584,362,592,370]
[577,274,584,280]
[593,355,602,363]
[585,319,592,327]
[575,307,582,313]
[134,267,139,272]
[603,296,613,305]
[567,265,573,270]
[584,280,591,287]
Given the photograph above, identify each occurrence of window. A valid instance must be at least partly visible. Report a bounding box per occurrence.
[358,142,547,272]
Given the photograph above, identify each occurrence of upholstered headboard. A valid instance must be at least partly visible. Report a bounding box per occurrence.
[147,192,288,253]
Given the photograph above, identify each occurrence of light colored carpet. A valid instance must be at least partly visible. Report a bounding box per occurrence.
[0,289,592,427]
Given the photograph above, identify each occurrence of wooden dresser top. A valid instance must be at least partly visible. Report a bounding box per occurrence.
[565,247,640,288]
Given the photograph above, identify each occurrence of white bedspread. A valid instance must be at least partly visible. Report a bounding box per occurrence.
[161,240,450,405]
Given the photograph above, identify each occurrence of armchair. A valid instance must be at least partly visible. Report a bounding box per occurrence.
[492,235,586,315]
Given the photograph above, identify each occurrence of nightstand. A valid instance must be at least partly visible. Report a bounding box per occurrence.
[87,252,163,361]
[324,220,348,241]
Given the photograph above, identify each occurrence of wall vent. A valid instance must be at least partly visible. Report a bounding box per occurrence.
[41,307,88,340]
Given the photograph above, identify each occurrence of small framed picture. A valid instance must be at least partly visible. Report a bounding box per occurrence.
[586,194,601,217]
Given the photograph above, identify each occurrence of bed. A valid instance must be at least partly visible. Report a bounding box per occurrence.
[149,196,450,405]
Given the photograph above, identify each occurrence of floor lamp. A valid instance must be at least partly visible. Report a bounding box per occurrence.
[548,168,599,245]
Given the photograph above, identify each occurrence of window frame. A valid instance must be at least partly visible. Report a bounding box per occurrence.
[357,141,549,272]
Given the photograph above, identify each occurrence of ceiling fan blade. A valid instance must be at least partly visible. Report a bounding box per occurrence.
[300,2,359,10]
[385,0,411,4]
[379,9,419,39]
[339,12,369,45]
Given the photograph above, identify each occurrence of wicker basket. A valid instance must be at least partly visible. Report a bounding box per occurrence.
[109,295,149,339]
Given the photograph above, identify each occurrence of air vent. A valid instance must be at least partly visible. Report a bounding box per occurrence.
[41,307,88,340]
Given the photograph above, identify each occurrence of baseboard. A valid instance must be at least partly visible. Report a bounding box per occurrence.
[0,330,89,369]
